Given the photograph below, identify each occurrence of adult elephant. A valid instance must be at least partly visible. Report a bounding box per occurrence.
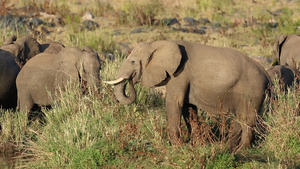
[39,40,65,54]
[16,46,101,112]
[104,40,270,152]
[267,65,299,90]
[0,49,21,109]
[273,34,300,68]
[1,35,40,67]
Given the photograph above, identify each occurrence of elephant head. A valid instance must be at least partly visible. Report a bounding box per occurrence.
[1,35,40,66]
[56,46,101,92]
[104,41,184,104]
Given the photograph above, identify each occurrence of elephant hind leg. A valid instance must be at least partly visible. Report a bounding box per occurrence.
[239,124,253,149]
[229,99,257,152]
[228,120,253,152]
[18,92,34,113]
[228,120,242,152]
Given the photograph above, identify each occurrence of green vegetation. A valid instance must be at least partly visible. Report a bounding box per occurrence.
[0,0,299,168]
[116,0,164,26]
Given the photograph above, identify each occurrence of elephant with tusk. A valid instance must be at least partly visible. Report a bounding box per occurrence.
[104,40,270,152]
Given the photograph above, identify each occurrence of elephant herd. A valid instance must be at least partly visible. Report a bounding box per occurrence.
[0,35,101,111]
[0,34,299,152]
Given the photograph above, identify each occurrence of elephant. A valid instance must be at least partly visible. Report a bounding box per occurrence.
[0,49,21,109]
[266,65,299,90]
[104,40,270,151]
[39,40,65,54]
[1,35,40,67]
[16,46,101,112]
[273,34,300,68]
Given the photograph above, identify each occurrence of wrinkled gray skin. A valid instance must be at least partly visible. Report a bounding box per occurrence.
[106,40,270,152]
[0,35,40,67]
[273,34,300,68]
[267,65,299,90]
[0,49,21,109]
[16,46,101,112]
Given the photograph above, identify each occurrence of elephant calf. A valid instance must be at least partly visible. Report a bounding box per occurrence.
[16,46,101,112]
[267,65,299,90]
[273,34,300,68]
[105,40,270,152]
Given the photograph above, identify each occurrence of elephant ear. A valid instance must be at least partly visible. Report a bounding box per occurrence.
[3,35,17,45]
[141,41,182,88]
[55,48,80,87]
[15,36,40,62]
[273,34,288,63]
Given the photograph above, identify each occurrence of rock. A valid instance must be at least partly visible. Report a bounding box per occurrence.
[82,20,99,30]
[250,55,273,68]
[39,12,62,26]
[172,27,205,34]
[118,42,132,55]
[211,22,222,28]
[130,27,151,34]
[266,9,284,16]
[100,53,115,62]
[198,18,210,25]
[0,15,28,32]
[82,11,94,20]
[29,18,44,29]
[161,18,179,26]
[183,17,197,26]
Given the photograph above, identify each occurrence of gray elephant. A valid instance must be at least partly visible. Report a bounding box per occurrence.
[16,46,101,112]
[273,34,300,68]
[39,40,65,54]
[104,40,270,151]
[1,35,40,67]
[267,65,299,90]
[0,49,21,109]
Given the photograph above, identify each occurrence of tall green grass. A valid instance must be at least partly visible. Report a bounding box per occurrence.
[116,0,164,27]
[8,55,294,168]
[261,80,300,168]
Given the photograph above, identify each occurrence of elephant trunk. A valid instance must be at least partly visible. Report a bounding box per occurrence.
[113,79,136,105]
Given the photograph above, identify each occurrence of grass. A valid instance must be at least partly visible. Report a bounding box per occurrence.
[0,0,300,168]
[0,56,297,168]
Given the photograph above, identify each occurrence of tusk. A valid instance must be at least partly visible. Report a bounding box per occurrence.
[103,77,126,85]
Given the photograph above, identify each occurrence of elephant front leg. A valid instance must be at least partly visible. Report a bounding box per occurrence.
[166,96,184,145]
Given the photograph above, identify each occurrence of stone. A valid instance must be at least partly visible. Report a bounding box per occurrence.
[161,18,179,26]
[29,18,44,29]
[82,20,99,30]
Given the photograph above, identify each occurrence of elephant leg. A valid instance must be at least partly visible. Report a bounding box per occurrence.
[166,97,183,145]
[228,120,242,152]
[182,104,192,134]
[230,99,257,152]
[18,92,34,113]
[239,123,253,149]
[182,104,199,144]
[165,80,189,145]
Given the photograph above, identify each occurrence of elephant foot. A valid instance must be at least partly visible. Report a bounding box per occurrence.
[228,123,253,153]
